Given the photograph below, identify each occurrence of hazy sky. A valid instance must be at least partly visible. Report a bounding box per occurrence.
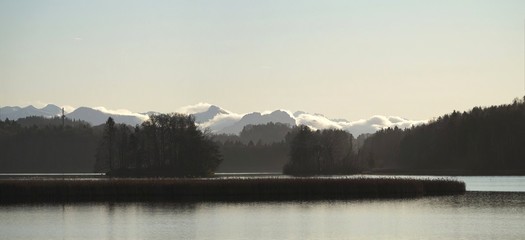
[1,0,524,120]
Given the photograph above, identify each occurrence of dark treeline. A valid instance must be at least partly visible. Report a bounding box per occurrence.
[95,114,222,177]
[0,117,293,174]
[213,122,291,173]
[2,96,524,175]
[358,97,525,173]
[215,122,367,174]
[357,127,405,170]
[239,122,291,145]
[0,117,100,172]
[284,126,359,175]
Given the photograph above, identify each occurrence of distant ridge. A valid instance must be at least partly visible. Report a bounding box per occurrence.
[0,105,59,120]
[40,104,62,116]
[1,104,426,135]
[67,107,144,126]
[0,105,147,126]
[218,110,296,134]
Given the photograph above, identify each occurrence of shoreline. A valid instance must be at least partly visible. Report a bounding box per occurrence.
[2,169,525,179]
[365,169,525,176]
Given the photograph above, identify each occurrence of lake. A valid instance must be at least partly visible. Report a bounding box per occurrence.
[0,176,524,240]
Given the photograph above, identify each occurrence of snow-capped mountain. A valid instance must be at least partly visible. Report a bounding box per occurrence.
[0,105,147,126]
[1,103,427,136]
[66,107,145,126]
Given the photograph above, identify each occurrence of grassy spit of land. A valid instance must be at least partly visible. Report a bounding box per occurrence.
[366,169,525,176]
[0,177,465,203]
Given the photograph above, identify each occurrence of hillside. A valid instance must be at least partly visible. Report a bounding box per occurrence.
[358,97,525,174]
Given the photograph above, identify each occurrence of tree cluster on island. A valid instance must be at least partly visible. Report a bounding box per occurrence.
[95,114,222,177]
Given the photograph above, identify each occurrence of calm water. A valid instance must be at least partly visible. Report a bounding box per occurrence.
[1,176,524,240]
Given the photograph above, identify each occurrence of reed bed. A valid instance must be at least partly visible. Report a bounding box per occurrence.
[0,177,465,203]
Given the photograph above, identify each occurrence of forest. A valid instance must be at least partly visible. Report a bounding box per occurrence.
[0,116,100,172]
[358,97,525,174]
[1,96,524,175]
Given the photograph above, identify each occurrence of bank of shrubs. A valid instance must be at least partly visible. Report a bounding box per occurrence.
[0,177,465,203]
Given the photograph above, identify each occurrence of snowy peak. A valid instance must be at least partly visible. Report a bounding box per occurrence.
[191,105,228,123]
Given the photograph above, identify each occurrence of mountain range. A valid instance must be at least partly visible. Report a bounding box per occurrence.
[0,103,426,136]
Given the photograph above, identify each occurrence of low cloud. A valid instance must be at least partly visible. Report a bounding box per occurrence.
[291,112,427,136]
[93,106,149,121]
[177,102,213,114]
[339,115,427,136]
[199,112,243,132]
[295,113,341,130]
[195,107,427,136]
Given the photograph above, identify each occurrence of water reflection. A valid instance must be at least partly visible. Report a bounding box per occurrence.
[1,192,524,240]
[456,176,525,192]
[0,176,524,239]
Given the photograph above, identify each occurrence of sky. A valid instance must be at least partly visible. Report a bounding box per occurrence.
[1,0,524,120]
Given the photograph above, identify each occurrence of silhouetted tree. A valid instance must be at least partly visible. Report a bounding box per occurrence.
[95,117,116,172]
